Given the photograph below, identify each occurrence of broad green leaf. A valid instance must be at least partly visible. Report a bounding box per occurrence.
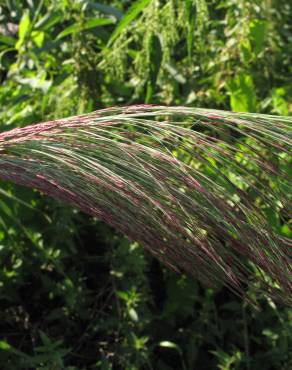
[108,0,151,45]
[240,40,252,64]
[226,73,257,112]
[16,11,31,50]
[249,19,267,55]
[0,35,16,46]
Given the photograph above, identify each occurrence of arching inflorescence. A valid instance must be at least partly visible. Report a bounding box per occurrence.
[0,105,291,304]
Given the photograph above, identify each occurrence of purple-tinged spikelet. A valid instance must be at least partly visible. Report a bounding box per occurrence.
[0,105,291,304]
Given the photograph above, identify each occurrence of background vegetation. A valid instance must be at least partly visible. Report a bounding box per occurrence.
[0,0,291,369]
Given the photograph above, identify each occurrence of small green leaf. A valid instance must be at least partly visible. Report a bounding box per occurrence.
[108,0,151,45]
[18,11,31,41]
[128,307,138,322]
[39,330,52,347]
[159,341,179,349]
[0,341,11,350]
[116,290,129,300]
[57,23,79,39]
[272,88,289,115]
[281,224,291,237]
[240,40,252,64]
[31,30,45,48]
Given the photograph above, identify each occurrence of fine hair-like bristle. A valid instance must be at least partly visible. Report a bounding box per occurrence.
[0,105,291,304]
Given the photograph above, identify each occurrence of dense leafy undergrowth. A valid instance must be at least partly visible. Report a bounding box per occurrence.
[0,198,291,369]
[0,0,291,369]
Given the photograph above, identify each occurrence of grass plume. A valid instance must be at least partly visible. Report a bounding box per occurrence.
[0,105,291,304]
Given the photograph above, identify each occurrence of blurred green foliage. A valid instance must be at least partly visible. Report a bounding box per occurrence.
[0,0,291,369]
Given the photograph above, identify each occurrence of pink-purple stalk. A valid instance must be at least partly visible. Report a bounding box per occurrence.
[0,105,291,304]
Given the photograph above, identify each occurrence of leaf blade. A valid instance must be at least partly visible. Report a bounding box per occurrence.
[108,0,151,45]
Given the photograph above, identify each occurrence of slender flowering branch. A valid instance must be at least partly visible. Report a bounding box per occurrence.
[0,105,291,304]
